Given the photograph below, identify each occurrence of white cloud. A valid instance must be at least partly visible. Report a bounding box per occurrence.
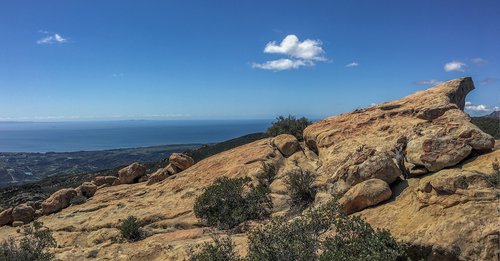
[478,77,496,85]
[253,34,327,71]
[415,79,443,86]
[252,59,313,71]
[470,57,487,65]
[345,62,359,67]
[444,61,466,72]
[465,101,498,112]
[264,35,325,61]
[36,32,68,45]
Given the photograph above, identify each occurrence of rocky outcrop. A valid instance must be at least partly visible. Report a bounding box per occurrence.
[77,182,98,198]
[118,163,146,184]
[146,164,179,186]
[339,178,392,214]
[42,188,78,215]
[11,203,35,224]
[169,153,194,171]
[0,208,13,226]
[273,134,300,157]
[0,78,496,261]
[93,176,120,187]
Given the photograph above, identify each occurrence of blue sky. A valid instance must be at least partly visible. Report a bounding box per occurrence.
[0,0,499,121]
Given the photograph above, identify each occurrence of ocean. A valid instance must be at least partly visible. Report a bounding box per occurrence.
[0,120,273,153]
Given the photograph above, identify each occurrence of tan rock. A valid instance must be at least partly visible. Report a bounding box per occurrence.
[12,203,35,223]
[118,162,146,184]
[339,178,392,214]
[42,188,78,215]
[93,176,120,186]
[169,153,194,170]
[146,166,171,186]
[77,182,98,198]
[273,134,300,157]
[0,208,13,226]
[12,221,24,227]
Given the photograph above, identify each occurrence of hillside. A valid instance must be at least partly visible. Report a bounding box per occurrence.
[472,114,500,139]
[0,77,498,260]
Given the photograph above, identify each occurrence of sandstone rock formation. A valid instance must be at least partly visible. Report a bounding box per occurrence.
[146,164,178,186]
[77,182,98,198]
[42,188,78,215]
[11,203,35,224]
[118,162,146,184]
[339,178,392,214]
[0,78,497,261]
[273,134,300,157]
[169,153,195,170]
[93,176,120,187]
[0,208,13,226]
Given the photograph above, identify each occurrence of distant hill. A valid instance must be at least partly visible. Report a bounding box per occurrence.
[471,112,500,139]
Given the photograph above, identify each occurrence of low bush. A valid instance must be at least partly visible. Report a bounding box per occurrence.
[188,234,240,261]
[120,216,142,242]
[193,177,272,230]
[284,169,317,210]
[267,115,312,141]
[0,221,57,261]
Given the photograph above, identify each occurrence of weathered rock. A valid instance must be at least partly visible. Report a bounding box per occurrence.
[12,221,24,227]
[0,208,13,226]
[169,153,194,171]
[93,176,120,187]
[12,203,35,223]
[42,188,78,215]
[339,178,392,214]
[118,162,146,184]
[273,134,300,157]
[146,164,178,186]
[330,146,401,194]
[77,182,98,198]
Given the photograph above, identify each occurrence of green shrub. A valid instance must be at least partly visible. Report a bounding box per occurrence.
[120,216,142,242]
[193,177,272,230]
[0,221,56,261]
[70,195,87,205]
[188,234,241,261]
[256,162,276,187]
[247,201,406,261]
[267,115,312,141]
[284,169,317,210]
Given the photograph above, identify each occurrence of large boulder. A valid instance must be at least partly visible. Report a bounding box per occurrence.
[0,208,13,226]
[330,146,401,194]
[169,153,194,171]
[42,188,78,215]
[93,176,120,186]
[273,134,300,157]
[146,164,179,186]
[339,178,392,214]
[11,203,35,223]
[118,163,146,184]
[77,182,98,198]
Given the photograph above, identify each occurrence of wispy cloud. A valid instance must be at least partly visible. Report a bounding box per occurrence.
[112,73,125,78]
[345,62,359,68]
[465,101,499,113]
[36,31,68,45]
[253,34,327,71]
[414,79,443,86]
[470,57,487,65]
[444,61,466,72]
[478,77,496,85]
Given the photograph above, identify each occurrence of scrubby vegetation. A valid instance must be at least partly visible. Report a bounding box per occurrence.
[471,116,500,139]
[189,201,406,261]
[193,177,272,230]
[0,221,56,261]
[284,169,317,210]
[188,234,240,261]
[120,216,142,242]
[267,115,312,141]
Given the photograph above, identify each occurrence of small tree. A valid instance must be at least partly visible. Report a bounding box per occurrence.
[0,221,57,261]
[193,177,272,230]
[267,115,312,141]
[284,169,317,210]
[120,216,142,242]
